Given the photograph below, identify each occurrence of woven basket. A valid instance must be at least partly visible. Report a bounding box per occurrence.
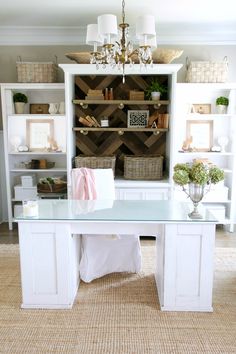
[186,57,228,83]
[75,155,116,174]
[124,155,164,180]
[37,183,67,193]
[16,61,57,83]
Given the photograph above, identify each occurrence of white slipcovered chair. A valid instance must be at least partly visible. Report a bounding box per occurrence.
[71,168,142,282]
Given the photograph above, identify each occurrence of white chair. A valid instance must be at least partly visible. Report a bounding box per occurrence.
[71,168,142,283]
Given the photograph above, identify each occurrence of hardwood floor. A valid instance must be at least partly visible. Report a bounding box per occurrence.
[0,222,236,246]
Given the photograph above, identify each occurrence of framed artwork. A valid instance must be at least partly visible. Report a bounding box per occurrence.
[192,104,211,114]
[26,119,54,151]
[186,120,213,151]
[127,110,149,128]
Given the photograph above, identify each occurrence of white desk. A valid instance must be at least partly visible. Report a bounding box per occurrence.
[15,200,216,312]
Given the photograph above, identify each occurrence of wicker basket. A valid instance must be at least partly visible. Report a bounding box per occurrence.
[37,183,67,193]
[124,155,164,180]
[186,57,228,83]
[75,155,116,174]
[16,61,57,83]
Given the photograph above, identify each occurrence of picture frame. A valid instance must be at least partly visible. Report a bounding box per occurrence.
[192,104,211,114]
[26,119,54,151]
[186,120,213,151]
[30,104,49,114]
[127,110,149,128]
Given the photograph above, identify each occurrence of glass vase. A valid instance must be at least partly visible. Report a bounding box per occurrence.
[187,183,205,219]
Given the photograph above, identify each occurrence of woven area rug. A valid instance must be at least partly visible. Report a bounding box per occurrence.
[0,242,236,354]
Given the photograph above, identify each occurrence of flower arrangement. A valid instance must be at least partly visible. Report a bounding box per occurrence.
[173,162,224,186]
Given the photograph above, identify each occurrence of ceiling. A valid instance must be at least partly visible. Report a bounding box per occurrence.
[0,0,235,45]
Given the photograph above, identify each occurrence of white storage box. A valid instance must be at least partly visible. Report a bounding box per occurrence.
[14,204,23,217]
[204,186,228,202]
[21,175,36,187]
[14,185,37,200]
[205,204,226,222]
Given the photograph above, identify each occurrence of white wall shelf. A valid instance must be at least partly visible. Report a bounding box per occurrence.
[1,83,66,229]
[173,83,236,232]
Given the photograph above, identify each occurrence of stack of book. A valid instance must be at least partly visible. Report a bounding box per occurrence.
[85,89,104,100]
[79,115,100,127]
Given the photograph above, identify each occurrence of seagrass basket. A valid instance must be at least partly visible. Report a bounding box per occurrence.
[75,155,116,174]
[124,155,164,180]
[16,61,57,83]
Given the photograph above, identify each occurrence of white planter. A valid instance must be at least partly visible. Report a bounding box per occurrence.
[14,102,25,114]
[216,104,227,114]
[151,92,161,101]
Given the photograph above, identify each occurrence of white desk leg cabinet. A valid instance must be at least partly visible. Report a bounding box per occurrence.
[18,221,215,311]
[155,223,215,312]
[18,222,81,309]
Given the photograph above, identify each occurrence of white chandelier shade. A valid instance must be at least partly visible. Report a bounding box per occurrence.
[136,15,156,37]
[97,14,118,36]
[86,24,104,46]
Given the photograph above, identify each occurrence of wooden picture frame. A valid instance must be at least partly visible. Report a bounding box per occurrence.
[186,120,213,151]
[26,119,54,151]
[192,104,211,114]
[30,104,49,114]
[127,110,149,128]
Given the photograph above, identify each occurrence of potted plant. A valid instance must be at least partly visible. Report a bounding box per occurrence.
[145,79,167,101]
[216,96,229,114]
[173,162,224,219]
[13,92,28,114]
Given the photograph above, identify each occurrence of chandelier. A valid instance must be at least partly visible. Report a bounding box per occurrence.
[86,0,157,82]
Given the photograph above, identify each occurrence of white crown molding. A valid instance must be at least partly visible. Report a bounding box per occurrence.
[0,25,236,46]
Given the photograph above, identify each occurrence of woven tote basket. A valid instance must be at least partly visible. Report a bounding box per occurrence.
[186,57,228,83]
[124,155,164,180]
[16,58,57,83]
[75,155,116,174]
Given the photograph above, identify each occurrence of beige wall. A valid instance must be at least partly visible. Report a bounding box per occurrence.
[0,44,236,128]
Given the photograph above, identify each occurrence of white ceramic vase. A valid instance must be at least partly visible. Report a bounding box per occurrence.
[14,102,25,114]
[151,92,161,101]
[216,105,227,114]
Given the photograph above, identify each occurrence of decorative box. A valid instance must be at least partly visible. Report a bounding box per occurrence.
[205,204,226,222]
[21,175,37,187]
[14,204,23,217]
[129,90,144,100]
[14,185,37,200]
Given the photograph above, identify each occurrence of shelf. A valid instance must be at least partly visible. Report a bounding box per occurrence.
[9,152,66,155]
[73,99,169,106]
[8,114,65,118]
[178,151,234,156]
[187,113,235,119]
[10,168,67,172]
[74,127,167,134]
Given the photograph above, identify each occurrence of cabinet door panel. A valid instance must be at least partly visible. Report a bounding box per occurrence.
[144,189,169,200]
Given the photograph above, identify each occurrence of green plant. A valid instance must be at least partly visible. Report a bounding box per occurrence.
[173,162,224,186]
[216,96,229,106]
[145,79,167,99]
[13,92,28,103]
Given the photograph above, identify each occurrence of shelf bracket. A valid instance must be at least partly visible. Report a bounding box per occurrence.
[80,129,88,135]
[80,102,88,109]
[153,131,160,136]
[154,103,162,109]
[118,130,124,135]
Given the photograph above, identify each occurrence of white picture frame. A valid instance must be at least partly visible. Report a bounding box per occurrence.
[26,119,54,151]
[186,120,213,152]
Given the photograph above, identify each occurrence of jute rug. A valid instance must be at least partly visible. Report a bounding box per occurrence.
[0,242,236,354]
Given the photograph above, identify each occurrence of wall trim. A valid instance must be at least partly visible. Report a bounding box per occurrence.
[0,26,236,46]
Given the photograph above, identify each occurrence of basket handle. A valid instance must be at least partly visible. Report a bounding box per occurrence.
[17,56,22,62]
[186,56,190,70]
[54,55,58,65]
[223,56,228,66]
